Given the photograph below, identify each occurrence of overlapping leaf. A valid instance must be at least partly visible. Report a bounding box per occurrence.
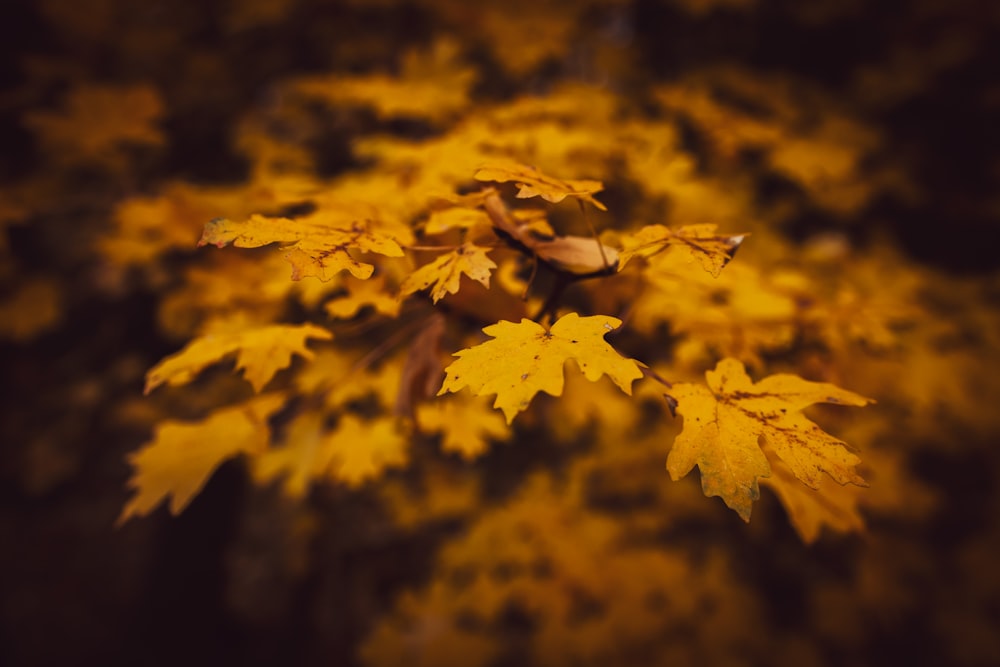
[439,313,643,423]
[145,323,332,394]
[254,413,409,496]
[199,213,405,281]
[665,358,872,521]
[618,224,746,277]
[474,161,607,211]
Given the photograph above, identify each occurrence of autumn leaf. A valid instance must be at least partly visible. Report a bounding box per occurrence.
[254,413,409,496]
[474,161,607,211]
[145,323,332,394]
[759,440,865,543]
[439,313,643,423]
[118,393,286,524]
[423,206,492,235]
[400,243,497,303]
[417,393,510,460]
[325,275,400,319]
[618,224,746,277]
[665,358,872,521]
[199,214,405,281]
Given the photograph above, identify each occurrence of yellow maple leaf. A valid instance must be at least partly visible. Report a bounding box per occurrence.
[474,161,607,211]
[439,313,643,424]
[145,323,332,394]
[416,394,511,460]
[423,206,492,235]
[618,224,747,277]
[118,394,286,524]
[253,413,408,496]
[759,440,865,543]
[324,275,400,319]
[400,243,497,303]
[665,358,872,521]
[199,213,404,281]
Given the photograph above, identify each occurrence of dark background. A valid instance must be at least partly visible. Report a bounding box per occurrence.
[1,1,998,665]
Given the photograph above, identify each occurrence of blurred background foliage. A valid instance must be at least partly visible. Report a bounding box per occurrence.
[1,0,999,665]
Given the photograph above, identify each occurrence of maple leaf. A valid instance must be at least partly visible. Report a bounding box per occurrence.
[618,224,746,277]
[400,243,497,303]
[474,161,607,211]
[325,275,400,319]
[118,394,286,524]
[199,214,404,281]
[144,323,332,394]
[759,440,865,543]
[423,206,492,235]
[439,313,643,424]
[417,394,510,460]
[665,358,872,521]
[254,413,409,496]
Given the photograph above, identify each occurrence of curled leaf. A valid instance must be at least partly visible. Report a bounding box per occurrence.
[474,161,607,211]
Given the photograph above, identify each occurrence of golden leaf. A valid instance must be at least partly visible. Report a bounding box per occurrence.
[474,161,607,211]
[417,394,511,460]
[118,394,286,524]
[618,224,746,277]
[199,214,405,281]
[253,413,408,496]
[665,358,872,521]
[324,275,400,319]
[400,243,497,304]
[145,323,332,394]
[759,440,865,543]
[439,313,642,423]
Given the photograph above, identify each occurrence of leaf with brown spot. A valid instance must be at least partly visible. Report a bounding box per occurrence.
[665,358,872,521]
